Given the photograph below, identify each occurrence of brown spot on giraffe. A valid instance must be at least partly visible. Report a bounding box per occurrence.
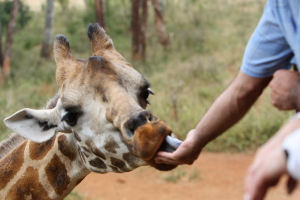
[5,166,50,200]
[58,135,76,161]
[45,154,70,195]
[29,138,55,160]
[123,152,140,169]
[89,157,107,169]
[104,135,120,153]
[87,140,106,159]
[110,157,129,172]
[0,141,27,190]
[110,165,121,173]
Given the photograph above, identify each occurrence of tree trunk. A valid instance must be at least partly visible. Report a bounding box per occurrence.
[2,0,20,77]
[140,0,148,61]
[95,0,107,30]
[41,0,54,59]
[132,0,140,60]
[132,0,148,61]
[0,21,2,84]
[151,0,170,48]
[0,21,3,68]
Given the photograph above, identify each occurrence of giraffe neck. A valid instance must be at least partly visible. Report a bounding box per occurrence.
[0,133,90,200]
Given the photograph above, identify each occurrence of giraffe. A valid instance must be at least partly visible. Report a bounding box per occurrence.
[0,23,181,200]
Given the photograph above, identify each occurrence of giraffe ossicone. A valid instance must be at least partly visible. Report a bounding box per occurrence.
[0,23,181,200]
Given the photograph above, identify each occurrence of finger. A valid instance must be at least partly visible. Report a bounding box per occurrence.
[246,182,267,200]
[156,151,173,157]
[273,69,288,77]
[269,79,276,89]
[154,155,180,165]
[154,151,177,164]
[245,167,268,200]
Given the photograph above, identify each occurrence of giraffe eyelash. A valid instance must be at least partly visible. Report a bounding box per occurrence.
[147,88,155,95]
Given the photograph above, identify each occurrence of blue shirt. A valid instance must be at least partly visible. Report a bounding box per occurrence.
[241,0,300,78]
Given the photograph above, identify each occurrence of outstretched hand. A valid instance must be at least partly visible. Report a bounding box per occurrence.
[269,69,300,111]
[154,129,202,165]
[244,118,300,200]
[244,143,288,200]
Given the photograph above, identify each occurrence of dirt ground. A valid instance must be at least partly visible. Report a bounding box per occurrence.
[75,152,300,200]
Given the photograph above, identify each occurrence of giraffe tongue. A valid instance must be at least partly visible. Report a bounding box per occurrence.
[158,135,182,153]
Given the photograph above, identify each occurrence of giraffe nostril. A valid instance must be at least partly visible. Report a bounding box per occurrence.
[124,111,154,137]
[128,128,135,137]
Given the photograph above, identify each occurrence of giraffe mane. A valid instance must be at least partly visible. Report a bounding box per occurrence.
[0,93,60,160]
[45,93,60,109]
[0,133,26,160]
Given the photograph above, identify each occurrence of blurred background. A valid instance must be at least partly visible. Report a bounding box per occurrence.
[1,1,298,199]
[0,0,292,152]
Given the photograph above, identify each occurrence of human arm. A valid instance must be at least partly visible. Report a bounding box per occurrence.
[155,71,272,165]
[244,117,300,200]
[269,69,300,111]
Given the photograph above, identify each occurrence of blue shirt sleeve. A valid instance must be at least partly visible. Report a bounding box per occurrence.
[241,1,294,78]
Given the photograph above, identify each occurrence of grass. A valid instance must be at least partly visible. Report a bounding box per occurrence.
[162,166,187,183]
[161,166,202,183]
[0,0,292,151]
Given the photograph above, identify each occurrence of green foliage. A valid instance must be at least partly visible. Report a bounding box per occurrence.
[0,1,31,29]
[162,166,186,183]
[0,0,291,152]
[188,168,202,181]
[57,0,69,9]
[82,0,95,25]
[162,166,201,183]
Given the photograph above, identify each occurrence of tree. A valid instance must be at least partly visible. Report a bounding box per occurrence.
[2,0,20,77]
[140,0,148,61]
[152,0,170,48]
[0,20,3,85]
[0,1,30,83]
[41,0,54,59]
[95,0,107,30]
[0,21,3,68]
[132,0,148,61]
[131,0,170,61]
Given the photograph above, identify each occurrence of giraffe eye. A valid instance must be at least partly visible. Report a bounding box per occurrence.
[141,90,149,101]
[141,88,154,101]
[62,112,81,126]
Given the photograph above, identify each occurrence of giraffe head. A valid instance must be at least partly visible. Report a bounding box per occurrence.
[4,23,178,173]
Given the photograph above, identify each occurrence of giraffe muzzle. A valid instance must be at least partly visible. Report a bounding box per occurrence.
[124,111,157,138]
[131,120,182,171]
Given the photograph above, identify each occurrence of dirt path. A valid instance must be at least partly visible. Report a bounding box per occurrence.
[75,152,299,200]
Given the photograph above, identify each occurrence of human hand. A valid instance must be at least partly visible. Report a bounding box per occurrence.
[154,129,202,165]
[269,69,300,111]
[244,143,288,200]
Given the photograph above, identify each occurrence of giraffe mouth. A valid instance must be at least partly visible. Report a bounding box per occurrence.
[158,135,182,152]
[132,120,182,170]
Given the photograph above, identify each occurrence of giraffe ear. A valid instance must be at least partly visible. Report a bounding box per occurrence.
[87,23,114,53]
[3,108,60,143]
[53,34,76,87]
